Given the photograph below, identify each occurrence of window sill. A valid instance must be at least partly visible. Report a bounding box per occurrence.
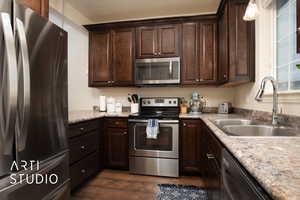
[262,90,300,103]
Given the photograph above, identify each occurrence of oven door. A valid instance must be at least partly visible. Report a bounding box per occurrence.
[129,120,179,159]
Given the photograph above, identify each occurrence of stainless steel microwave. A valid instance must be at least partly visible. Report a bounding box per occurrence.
[135,57,180,85]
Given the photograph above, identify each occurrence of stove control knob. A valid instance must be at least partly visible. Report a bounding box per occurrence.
[147,101,151,104]
[169,101,172,104]
[173,100,177,105]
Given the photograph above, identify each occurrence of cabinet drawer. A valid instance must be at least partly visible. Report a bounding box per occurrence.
[106,118,128,128]
[69,120,100,138]
[69,131,99,164]
[207,127,223,166]
[70,152,99,190]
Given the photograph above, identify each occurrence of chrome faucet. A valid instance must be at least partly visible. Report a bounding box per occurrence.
[255,76,279,126]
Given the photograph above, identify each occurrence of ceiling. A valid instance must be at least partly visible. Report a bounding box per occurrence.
[66,0,221,24]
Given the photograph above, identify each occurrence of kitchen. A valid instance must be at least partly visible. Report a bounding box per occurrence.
[0,0,300,200]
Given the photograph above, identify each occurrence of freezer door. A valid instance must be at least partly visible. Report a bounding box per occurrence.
[0,0,18,177]
[13,1,68,163]
[0,152,70,200]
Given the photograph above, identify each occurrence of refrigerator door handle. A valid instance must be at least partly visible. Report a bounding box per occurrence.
[15,18,30,151]
[0,13,18,154]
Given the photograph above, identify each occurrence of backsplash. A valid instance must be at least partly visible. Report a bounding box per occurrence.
[234,108,300,129]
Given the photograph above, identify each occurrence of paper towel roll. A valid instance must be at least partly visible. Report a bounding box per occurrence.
[99,96,106,112]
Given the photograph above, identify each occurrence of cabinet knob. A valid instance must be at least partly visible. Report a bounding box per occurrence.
[223,74,227,78]
[158,52,161,55]
[123,131,127,135]
[154,52,158,55]
[200,78,204,81]
[111,80,115,83]
[196,79,199,82]
[206,153,215,159]
[183,123,187,127]
[107,81,111,83]
[81,169,86,174]
[79,127,85,132]
[80,145,85,150]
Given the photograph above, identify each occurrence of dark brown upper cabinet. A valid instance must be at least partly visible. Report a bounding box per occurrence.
[89,31,112,86]
[182,21,218,85]
[218,1,229,84]
[199,22,218,83]
[136,24,180,58]
[227,0,255,85]
[89,28,135,87]
[182,22,199,85]
[19,0,49,18]
[111,28,135,86]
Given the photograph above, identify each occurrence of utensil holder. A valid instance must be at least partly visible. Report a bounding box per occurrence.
[131,103,139,114]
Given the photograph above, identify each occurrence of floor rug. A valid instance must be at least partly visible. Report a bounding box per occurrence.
[157,184,208,200]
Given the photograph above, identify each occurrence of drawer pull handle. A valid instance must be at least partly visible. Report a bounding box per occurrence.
[80,127,85,132]
[80,145,85,150]
[81,169,86,174]
[206,153,215,159]
[122,131,127,135]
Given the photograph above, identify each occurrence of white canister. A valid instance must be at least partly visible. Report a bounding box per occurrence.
[115,103,122,113]
[99,96,106,112]
[106,97,116,113]
[131,103,139,114]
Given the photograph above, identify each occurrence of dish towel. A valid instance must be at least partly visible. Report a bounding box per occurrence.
[146,119,159,139]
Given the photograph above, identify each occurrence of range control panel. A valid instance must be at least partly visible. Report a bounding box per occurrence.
[141,98,179,107]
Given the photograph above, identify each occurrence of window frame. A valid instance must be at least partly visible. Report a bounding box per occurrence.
[273,0,300,93]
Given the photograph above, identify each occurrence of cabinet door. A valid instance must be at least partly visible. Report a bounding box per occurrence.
[199,22,218,83]
[157,24,180,57]
[228,0,255,83]
[89,31,112,86]
[218,2,229,83]
[136,26,158,58]
[112,28,135,86]
[19,0,49,18]
[107,128,129,169]
[180,120,201,174]
[182,22,199,85]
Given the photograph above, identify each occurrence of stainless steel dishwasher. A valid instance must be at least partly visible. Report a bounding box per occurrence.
[221,149,272,200]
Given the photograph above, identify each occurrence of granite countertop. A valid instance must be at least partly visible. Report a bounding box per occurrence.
[69,111,300,200]
[182,113,300,200]
[68,110,130,124]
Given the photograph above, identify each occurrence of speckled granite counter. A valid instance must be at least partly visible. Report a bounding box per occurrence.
[68,110,130,124]
[180,113,300,200]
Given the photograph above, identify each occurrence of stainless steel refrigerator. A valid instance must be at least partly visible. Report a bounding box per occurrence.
[0,0,70,199]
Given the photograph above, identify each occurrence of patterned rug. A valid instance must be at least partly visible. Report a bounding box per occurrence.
[157,184,208,200]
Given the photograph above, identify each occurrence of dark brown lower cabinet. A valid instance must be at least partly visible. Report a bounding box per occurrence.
[180,120,202,174]
[105,118,129,169]
[180,119,223,199]
[199,121,223,200]
[68,119,102,190]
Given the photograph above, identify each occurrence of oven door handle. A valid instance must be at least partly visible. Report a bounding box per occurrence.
[128,119,179,123]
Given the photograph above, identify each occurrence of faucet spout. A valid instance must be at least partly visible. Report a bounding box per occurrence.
[254,76,279,126]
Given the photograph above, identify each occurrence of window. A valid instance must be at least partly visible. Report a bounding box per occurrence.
[276,0,300,91]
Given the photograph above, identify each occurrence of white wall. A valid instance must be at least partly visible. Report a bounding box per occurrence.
[234,2,300,116]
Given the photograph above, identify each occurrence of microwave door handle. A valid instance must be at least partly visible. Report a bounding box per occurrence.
[169,60,172,79]
[15,18,31,151]
[0,13,18,154]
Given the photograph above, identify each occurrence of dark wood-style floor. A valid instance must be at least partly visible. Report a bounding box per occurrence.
[72,170,205,200]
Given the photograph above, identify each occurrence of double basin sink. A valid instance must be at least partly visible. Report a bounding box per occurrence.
[212,119,300,137]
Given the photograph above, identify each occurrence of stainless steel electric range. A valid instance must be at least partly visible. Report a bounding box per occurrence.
[128,97,180,177]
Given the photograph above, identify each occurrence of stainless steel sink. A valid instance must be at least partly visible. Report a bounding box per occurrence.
[223,125,300,137]
[213,119,258,128]
[211,118,300,137]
